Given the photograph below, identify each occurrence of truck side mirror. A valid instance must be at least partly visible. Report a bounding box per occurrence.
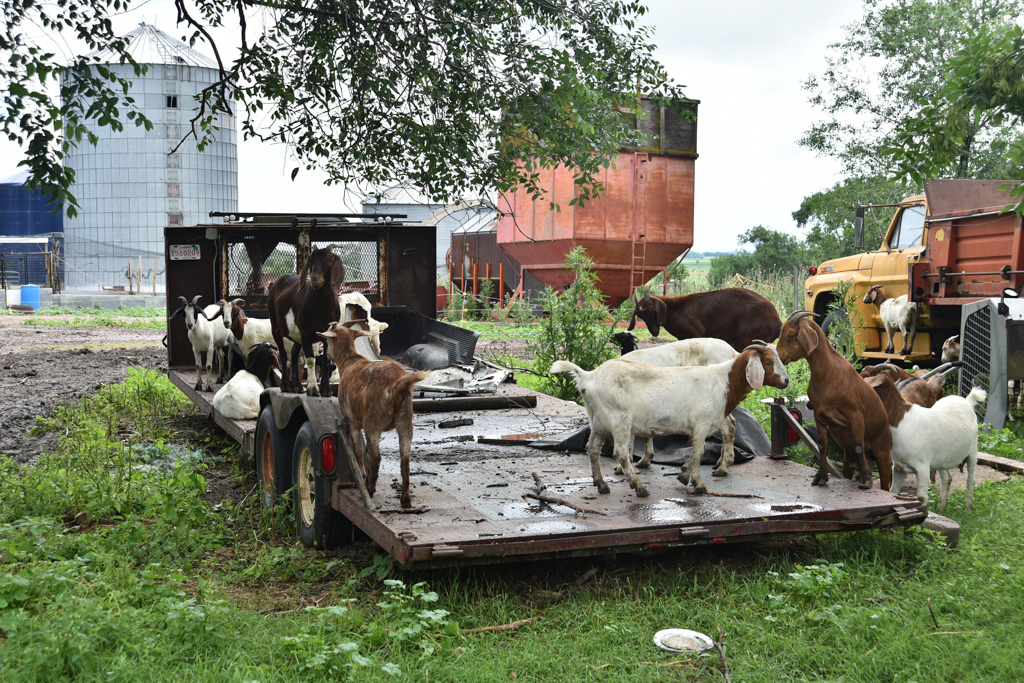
[854,206,865,251]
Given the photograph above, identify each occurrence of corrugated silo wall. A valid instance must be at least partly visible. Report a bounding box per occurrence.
[0,183,63,237]
[63,63,238,290]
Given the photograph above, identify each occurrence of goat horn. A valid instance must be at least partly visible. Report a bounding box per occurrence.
[231,298,244,306]
[178,296,188,306]
[751,339,769,346]
[743,343,766,352]
[786,310,820,323]
[191,295,202,305]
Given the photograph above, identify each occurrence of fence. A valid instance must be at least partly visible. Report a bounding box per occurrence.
[0,250,63,291]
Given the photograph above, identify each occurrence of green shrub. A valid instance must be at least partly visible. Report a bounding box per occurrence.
[528,247,617,402]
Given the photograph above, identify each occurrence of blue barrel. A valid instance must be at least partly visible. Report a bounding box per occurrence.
[20,284,40,310]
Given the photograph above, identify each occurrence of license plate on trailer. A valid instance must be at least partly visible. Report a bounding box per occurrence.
[169,244,201,260]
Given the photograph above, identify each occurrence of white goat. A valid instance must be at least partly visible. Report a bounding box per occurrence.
[863,286,919,355]
[212,371,263,419]
[168,296,224,392]
[941,335,960,364]
[205,300,235,382]
[551,344,789,497]
[339,292,386,356]
[618,338,739,468]
[867,375,985,510]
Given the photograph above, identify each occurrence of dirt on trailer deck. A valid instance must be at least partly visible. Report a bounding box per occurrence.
[0,316,165,463]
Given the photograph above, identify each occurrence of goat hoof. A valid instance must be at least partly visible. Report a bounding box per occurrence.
[677,473,690,486]
[885,346,894,354]
[400,495,411,509]
[596,482,610,494]
[193,383,202,391]
[811,473,829,486]
[692,484,707,494]
[712,468,729,477]
[634,486,649,498]
[614,465,623,474]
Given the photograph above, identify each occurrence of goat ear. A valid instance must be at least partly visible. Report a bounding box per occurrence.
[654,297,667,326]
[797,321,819,355]
[330,258,345,296]
[627,305,638,331]
[317,330,337,339]
[745,353,764,390]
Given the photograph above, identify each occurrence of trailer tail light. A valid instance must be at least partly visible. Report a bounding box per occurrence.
[808,266,818,276]
[786,411,802,444]
[320,436,336,474]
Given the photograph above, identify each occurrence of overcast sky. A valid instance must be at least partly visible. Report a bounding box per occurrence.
[0,0,865,252]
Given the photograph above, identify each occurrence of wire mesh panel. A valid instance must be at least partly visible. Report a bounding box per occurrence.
[224,237,297,308]
[960,304,991,420]
[312,239,381,303]
[222,233,383,309]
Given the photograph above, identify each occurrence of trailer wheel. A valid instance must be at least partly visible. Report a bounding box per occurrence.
[255,406,295,509]
[293,422,352,549]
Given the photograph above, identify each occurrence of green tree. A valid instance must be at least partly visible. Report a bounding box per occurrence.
[792,176,911,264]
[2,0,684,217]
[708,226,805,286]
[801,0,1024,179]
[883,22,1024,198]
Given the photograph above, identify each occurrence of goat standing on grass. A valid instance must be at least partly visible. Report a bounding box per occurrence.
[268,246,344,396]
[863,285,919,355]
[168,296,226,392]
[775,310,894,490]
[551,344,789,497]
[319,322,428,509]
[866,374,985,510]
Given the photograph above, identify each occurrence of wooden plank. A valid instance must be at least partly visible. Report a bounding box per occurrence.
[977,452,1024,473]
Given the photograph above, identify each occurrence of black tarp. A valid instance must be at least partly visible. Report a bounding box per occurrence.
[528,406,770,467]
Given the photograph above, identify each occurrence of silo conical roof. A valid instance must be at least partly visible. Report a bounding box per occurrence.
[83,22,217,68]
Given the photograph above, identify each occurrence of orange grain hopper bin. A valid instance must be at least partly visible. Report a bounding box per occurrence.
[497,98,698,305]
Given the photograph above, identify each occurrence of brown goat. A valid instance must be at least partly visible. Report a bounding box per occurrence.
[268,246,344,396]
[627,287,782,351]
[775,310,893,490]
[319,322,428,509]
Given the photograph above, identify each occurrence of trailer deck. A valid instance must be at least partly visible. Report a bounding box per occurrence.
[171,368,927,569]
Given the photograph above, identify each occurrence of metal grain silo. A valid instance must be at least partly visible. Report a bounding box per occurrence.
[497,98,697,305]
[63,23,238,291]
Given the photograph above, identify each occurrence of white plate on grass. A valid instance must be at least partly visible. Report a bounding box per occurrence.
[653,629,714,653]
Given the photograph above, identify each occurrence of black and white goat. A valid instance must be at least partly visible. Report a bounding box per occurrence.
[168,295,230,392]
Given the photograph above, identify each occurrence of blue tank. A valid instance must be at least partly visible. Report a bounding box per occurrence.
[0,171,63,237]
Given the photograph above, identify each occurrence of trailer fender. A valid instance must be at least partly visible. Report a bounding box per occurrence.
[262,388,306,430]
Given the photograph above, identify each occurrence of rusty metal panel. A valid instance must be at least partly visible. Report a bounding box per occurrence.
[924,179,1015,217]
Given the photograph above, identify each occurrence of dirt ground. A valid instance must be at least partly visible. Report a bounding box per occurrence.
[0,316,165,463]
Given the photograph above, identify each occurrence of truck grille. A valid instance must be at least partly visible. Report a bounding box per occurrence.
[961,304,991,421]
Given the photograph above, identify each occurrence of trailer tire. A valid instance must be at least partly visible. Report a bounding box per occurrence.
[256,406,296,509]
[293,422,352,549]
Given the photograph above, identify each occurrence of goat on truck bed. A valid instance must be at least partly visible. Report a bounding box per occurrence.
[319,322,428,509]
[551,343,789,497]
[627,287,782,351]
[268,246,344,396]
[863,285,919,355]
[776,310,893,490]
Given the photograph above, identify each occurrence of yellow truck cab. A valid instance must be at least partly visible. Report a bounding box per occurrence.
[804,194,958,363]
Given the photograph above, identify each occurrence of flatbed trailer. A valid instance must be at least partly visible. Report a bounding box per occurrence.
[171,368,927,570]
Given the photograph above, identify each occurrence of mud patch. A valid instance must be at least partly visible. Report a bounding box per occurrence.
[0,320,165,463]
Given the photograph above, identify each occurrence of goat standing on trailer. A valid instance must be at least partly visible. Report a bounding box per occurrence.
[319,322,428,508]
[268,246,344,396]
[627,287,782,351]
[551,344,789,497]
[863,285,919,355]
[866,374,985,510]
[775,310,893,490]
[168,296,223,392]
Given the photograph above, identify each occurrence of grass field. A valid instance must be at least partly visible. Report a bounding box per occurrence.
[0,367,1022,681]
[7,305,166,330]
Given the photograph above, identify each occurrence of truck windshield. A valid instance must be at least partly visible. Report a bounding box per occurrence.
[888,205,926,250]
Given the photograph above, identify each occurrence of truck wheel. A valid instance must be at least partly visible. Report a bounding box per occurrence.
[293,422,353,549]
[255,406,296,509]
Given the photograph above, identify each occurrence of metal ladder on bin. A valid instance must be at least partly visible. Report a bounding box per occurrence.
[629,153,649,296]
